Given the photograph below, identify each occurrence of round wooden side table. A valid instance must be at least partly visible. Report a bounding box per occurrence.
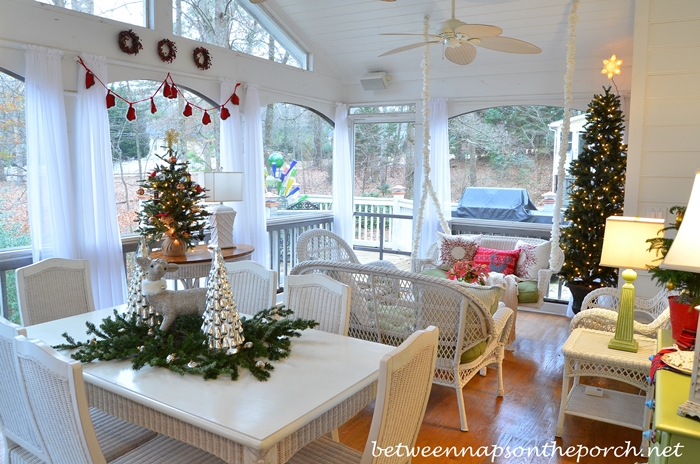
[151,244,254,288]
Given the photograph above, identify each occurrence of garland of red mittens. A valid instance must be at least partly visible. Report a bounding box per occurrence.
[79,57,240,126]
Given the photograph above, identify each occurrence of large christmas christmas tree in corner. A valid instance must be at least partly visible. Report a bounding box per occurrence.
[559,86,627,313]
[137,129,210,257]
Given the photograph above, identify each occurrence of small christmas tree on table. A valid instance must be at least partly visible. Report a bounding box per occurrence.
[137,130,210,257]
[559,86,627,313]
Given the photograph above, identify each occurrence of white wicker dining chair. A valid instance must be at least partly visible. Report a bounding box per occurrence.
[287,326,439,464]
[12,336,226,464]
[1,317,159,464]
[285,273,351,336]
[570,287,673,338]
[225,261,277,316]
[16,258,95,326]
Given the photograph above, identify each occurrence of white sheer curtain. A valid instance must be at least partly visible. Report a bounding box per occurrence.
[25,46,79,262]
[239,84,269,265]
[75,54,126,308]
[332,103,354,245]
[219,79,243,172]
[418,98,451,255]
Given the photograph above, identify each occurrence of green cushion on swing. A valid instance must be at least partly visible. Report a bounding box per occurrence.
[420,269,449,279]
[517,280,539,304]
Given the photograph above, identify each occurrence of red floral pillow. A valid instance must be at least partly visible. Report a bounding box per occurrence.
[473,246,520,276]
[437,232,480,271]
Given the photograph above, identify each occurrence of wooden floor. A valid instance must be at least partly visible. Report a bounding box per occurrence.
[338,310,647,464]
[0,311,647,464]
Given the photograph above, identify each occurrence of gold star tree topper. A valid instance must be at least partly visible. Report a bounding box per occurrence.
[164,129,180,149]
[601,54,622,79]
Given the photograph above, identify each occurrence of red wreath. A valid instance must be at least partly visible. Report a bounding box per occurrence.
[193,47,212,70]
[118,29,143,55]
[157,39,177,64]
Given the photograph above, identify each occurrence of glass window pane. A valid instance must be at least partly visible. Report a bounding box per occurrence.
[173,1,305,69]
[109,80,220,234]
[0,71,29,249]
[36,0,145,27]
[261,103,333,213]
[350,105,415,114]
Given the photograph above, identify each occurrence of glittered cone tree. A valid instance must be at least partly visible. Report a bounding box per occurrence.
[559,86,627,312]
[126,235,156,326]
[136,130,210,256]
[201,247,245,351]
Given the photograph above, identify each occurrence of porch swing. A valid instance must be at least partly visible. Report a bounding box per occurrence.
[410,5,580,331]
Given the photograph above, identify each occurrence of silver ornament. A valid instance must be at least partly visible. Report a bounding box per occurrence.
[255,361,266,368]
[187,361,199,368]
[118,328,126,333]
[148,328,155,337]
[90,337,97,345]
[244,342,253,349]
[137,346,145,351]
[166,353,177,363]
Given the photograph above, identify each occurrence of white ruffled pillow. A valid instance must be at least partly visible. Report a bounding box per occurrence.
[436,232,481,271]
[514,240,551,280]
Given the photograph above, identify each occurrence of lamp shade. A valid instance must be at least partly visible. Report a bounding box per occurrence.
[662,170,700,272]
[197,172,243,202]
[599,216,664,270]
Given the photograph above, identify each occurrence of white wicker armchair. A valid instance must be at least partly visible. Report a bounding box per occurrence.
[290,260,514,432]
[16,258,95,326]
[296,229,396,270]
[570,287,673,338]
[287,327,439,464]
[13,336,226,463]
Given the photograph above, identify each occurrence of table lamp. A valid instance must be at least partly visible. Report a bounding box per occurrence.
[660,169,700,419]
[197,171,243,249]
[599,216,664,352]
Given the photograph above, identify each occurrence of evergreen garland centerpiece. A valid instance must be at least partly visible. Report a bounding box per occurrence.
[137,130,210,256]
[559,86,627,313]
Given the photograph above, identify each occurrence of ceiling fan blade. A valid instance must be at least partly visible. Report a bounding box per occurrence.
[454,24,502,38]
[475,36,541,54]
[444,43,477,65]
[381,33,443,39]
[379,41,441,57]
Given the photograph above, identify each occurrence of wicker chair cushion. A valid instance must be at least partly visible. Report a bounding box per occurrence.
[473,246,520,275]
[517,280,539,304]
[436,232,481,270]
[460,340,488,364]
[514,240,551,280]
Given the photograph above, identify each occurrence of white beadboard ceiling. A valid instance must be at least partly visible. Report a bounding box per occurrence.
[258,0,635,107]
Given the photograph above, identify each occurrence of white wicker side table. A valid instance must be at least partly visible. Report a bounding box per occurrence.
[555,328,656,450]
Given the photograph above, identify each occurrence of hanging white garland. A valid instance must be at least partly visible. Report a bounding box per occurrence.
[549,0,580,268]
[411,15,450,259]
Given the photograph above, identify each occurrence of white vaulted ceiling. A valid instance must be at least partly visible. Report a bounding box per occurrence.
[255,0,635,111]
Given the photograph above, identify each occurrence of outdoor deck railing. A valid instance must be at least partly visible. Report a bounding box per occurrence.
[1,197,567,321]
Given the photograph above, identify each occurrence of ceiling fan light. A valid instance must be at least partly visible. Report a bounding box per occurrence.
[446,38,461,48]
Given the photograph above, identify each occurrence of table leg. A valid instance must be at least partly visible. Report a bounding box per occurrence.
[556,358,571,437]
[243,446,278,464]
[641,385,654,452]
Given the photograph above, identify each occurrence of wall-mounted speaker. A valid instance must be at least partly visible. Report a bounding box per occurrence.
[360,72,391,91]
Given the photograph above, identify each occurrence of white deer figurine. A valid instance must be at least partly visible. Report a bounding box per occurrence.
[136,257,207,332]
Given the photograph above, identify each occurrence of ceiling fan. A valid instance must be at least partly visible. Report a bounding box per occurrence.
[379,0,541,65]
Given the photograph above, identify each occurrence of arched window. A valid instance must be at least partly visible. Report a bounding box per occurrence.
[108,80,220,234]
[260,103,333,213]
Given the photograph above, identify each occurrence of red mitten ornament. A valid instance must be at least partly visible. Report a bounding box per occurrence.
[85,71,95,89]
[202,111,211,125]
[220,107,230,120]
[169,83,178,99]
[163,82,171,98]
[183,103,193,117]
[150,98,157,114]
[126,104,136,121]
[106,91,116,108]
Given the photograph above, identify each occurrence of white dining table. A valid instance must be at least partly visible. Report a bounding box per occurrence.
[25,306,393,464]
